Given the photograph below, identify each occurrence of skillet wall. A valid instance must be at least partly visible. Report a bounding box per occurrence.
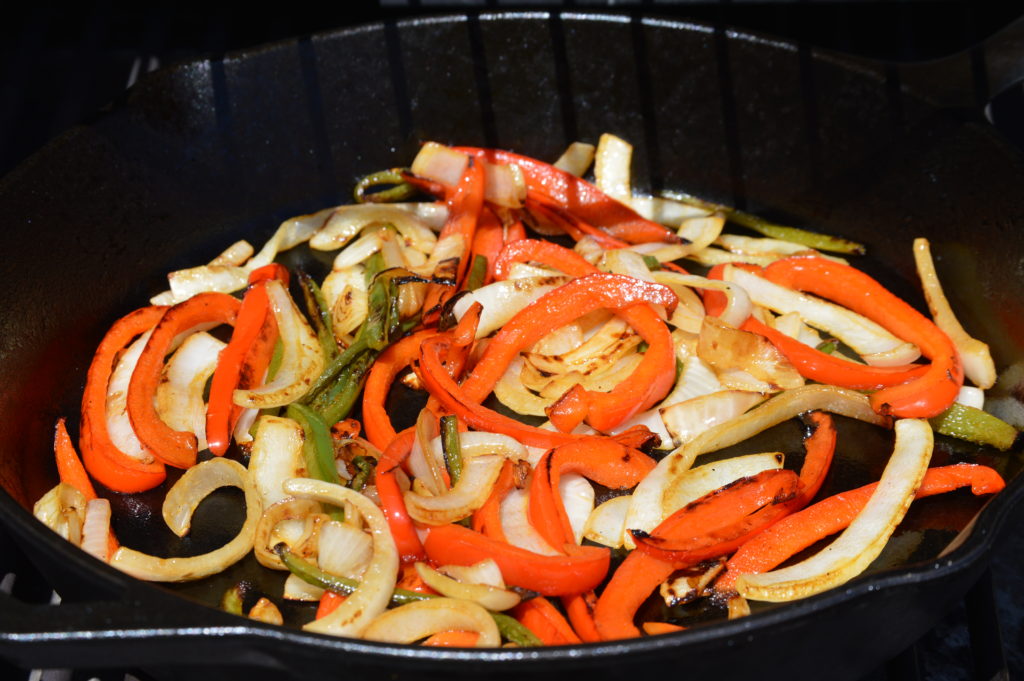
[1,12,1024,679]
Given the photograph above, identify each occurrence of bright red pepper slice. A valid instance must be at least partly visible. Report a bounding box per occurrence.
[762,256,963,417]
[376,428,427,563]
[715,463,1005,593]
[361,329,437,451]
[454,146,680,245]
[512,597,583,645]
[423,523,610,596]
[206,265,286,456]
[127,292,240,469]
[79,305,168,493]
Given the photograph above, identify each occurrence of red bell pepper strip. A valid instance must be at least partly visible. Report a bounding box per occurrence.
[376,428,427,563]
[454,147,680,245]
[787,411,836,510]
[471,459,518,541]
[527,196,630,250]
[362,329,436,451]
[315,590,346,619]
[423,523,610,596]
[54,418,97,500]
[79,306,168,493]
[206,265,285,456]
[702,263,931,389]
[470,208,506,286]
[630,469,800,566]
[762,256,963,417]
[715,463,1005,593]
[528,439,655,551]
[513,597,582,645]
[562,591,601,642]
[453,271,678,433]
[593,550,676,640]
[127,292,240,469]
[492,238,597,281]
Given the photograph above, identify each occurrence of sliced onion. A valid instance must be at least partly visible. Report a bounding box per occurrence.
[652,270,752,329]
[249,415,306,508]
[440,558,506,588]
[233,279,325,408]
[362,597,500,647]
[155,331,225,450]
[232,407,260,446]
[247,207,333,271]
[415,562,521,611]
[332,230,384,271]
[623,384,887,548]
[523,317,640,377]
[167,266,249,305]
[507,262,565,281]
[410,409,447,497]
[660,561,725,606]
[677,214,726,254]
[600,248,655,282]
[405,452,506,526]
[560,474,595,545]
[725,267,921,366]
[736,419,933,602]
[284,572,325,601]
[956,386,985,410]
[254,498,322,569]
[106,330,155,463]
[583,494,631,549]
[698,316,804,391]
[80,498,112,563]
[594,133,633,202]
[322,267,369,342]
[283,478,399,639]
[687,247,781,268]
[452,275,571,339]
[553,141,596,176]
[715,234,847,264]
[318,519,373,580]
[660,390,767,448]
[500,488,560,555]
[33,483,87,546]
[494,356,556,417]
[630,197,711,226]
[209,240,255,267]
[664,355,723,406]
[310,204,439,253]
[249,598,284,625]
[662,452,784,517]
[111,458,261,582]
[913,238,996,388]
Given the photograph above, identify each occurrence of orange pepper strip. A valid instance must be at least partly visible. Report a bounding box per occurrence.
[528,440,656,551]
[451,271,678,433]
[55,418,97,500]
[715,463,1005,593]
[206,265,285,456]
[315,590,346,619]
[527,196,630,250]
[630,469,800,566]
[702,263,930,389]
[593,550,676,640]
[492,238,597,281]
[79,306,168,493]
[128,292,240,468]
[376,428,427,563]
[469,208,506,286]
[642,622,686,636]
[422,631,481,647]
[423,524,610,596]
[762,256,963,417]
[455,147,680,245]
[513,597,582,645]
[562,592,601,643]
[362,330,437,451]
[471,459,517,541]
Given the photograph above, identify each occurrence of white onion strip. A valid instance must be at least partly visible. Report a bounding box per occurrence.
[111,459,261,582]
[249,415,306,508]
[283,478,398,638]
[913,238,996,389]
[736,419,933,601]
[233,279,325,408]
[414,562,521,611]
[155,332,225,450]
[362,597,501,647]
[80,498,112,562]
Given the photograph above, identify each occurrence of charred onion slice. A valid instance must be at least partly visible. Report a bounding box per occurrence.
[414,562,521,611]
[736,419,933,602]
[111,458,261,582]
[249,415,306,508]
[283,477,399,638]
[362,597,501,647]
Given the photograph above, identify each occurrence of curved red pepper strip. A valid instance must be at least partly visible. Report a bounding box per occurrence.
[702,263,932,390]
[593,550,676,640]
[630,469,800,565]
[423,523,610,596]
[376,428,427,563]
[513,597,583,645]
[127,292,240,469]
[455,271,678,433]
[763,256,963,417]
[492,238,597,281]
[528,439,656,551]
[715,463,1005,593]
[787,411,836,510]
[470,208,506,286]
[206,265,286,456]
[362,329,437,451]
[454,146,680,245]
[54,418,98,500]
[79,306,168,493]
[471,459,517,541]
[527,196,630,250]
[562,592,602,643]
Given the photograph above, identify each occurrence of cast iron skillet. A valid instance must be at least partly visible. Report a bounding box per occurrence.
[2,11,1024,681]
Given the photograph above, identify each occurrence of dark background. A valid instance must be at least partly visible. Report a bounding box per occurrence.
[1,2,1022,679]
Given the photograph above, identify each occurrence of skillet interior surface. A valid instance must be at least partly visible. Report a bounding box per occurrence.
[1,11,1023,681]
